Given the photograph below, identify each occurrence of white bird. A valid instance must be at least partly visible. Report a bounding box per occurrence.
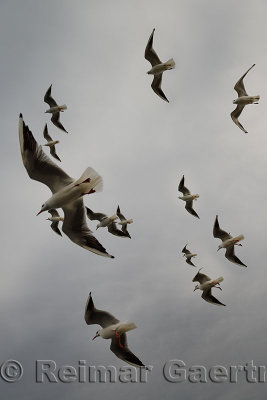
[213,215,246,267]
[44,84,68,133]
[85,292,146,368]
[145,28,175,102]
[19,114,114,258]
[43,124,61,162]
[231,64,260,134]
[86,207,130,238]
[46,209,64,236]
[116,205,133,238]
[193,268,226,306]
[182,244,197,267]
[178,175,199,219]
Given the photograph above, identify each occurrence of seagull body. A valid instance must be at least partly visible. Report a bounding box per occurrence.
[96,215,118,230]
[193,269,225,306]
[46,209,64,236]
[213,215,246,267]
[178,175,199,219]
[86,207,130,238]
[44,84,68,133]
[43,124,61,162]
[231,64,259,133]
[182,244,197,267]
[85,292,146,368]
[145,28,175,102]
[19,114,114,258]
[116,205,133,238]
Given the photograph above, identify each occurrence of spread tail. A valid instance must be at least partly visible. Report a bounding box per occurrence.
[165,58,175,69]
[73,167,103,193]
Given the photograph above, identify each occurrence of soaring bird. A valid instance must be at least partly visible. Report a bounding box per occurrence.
[192,268,225,306]
[231,64,260,133]
[182,244,197,267]
[44,84,68,133]
[178,175,199,219]
[85,292,146,368]
[145,28,175,102]
[46,209,64,236]
[213,215,246,267]
[116,205,133,238]
[19,114,114,258]
[43,124,61,162]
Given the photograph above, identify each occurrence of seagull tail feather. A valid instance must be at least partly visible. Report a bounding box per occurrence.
[74,166,103,193]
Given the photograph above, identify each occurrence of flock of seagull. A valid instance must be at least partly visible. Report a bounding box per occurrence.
[18,28,256,368]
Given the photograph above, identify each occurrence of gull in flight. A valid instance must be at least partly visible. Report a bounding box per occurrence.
[193,268,226,306]
[44,84,68,133]
[213,215,246,267]
[85,292,146,368]
[145,28,175,102]
[116,205,133,238]
[43,124,61,162]
[231,64,260,133]
[178,175,199,219]
[19,114,114,258]
[86,207,130,238]
[182,244,197,267]
[46,209,64,236]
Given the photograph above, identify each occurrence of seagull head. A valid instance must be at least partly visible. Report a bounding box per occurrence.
[36,202,50,216]
[92,330,100,340]
[233,99,238,104]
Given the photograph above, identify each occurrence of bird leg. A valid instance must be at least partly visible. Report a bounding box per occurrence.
[114,329,124,348]
[215,285,222,291]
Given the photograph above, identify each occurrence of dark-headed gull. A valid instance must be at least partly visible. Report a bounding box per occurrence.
[44,84,68,133]
[178,175,199,219]
[193,268,226,306]
[213,215,246,267]
[19,114,114,258]
[145,28,175,102]
[43,124,61,162]
[46,209,64,236]
[85,292,146,368]
[231,64,260,134]
[86,207,130,238]
[182,244,197,267]
[116,205,133,238]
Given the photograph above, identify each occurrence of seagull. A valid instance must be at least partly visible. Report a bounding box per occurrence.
[85,292,146,368]
[43,124,61,162]
[46,209,64,236]
[116,205,133,239]
[231,64,260,133]
[86,207,129,238]
[182,244,197,267]
[192,268,226,306]
[44,84,68,133]
[213,215,246,267]
[85,207,118,229]
[19,114,114,258]
[145,28,175,102]
[178,175,199,219]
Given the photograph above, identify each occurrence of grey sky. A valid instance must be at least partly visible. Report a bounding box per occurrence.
[1,0,267,399]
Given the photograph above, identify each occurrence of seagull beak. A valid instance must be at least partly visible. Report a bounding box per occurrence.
[92,335,98,340]
[193,288,197,292]
[36,210,44,216]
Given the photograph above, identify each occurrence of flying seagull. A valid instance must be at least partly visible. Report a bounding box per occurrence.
[44,84,68,133]
[192,268,225,306]
[116,205,133,238]
[182,244,197,267]
[85,292,146,368]
[85,207,129,237]
[178,175,199,219]
[213,215,246,267]
[231,64,260,133]
[46,209,64,236]
[145,28,175,102]
[19,114,114,258]
[43,124,61,162]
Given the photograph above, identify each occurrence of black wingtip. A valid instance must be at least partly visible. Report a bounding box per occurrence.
[111,255,115,259]
[19,113,23,118]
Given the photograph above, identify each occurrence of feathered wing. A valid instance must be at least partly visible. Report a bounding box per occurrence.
[44,84,58,107]
[144,28,161,66]
[192,270,211,284]
[151,74,169,102]
[85,207,107,222]
[231,105,247,133]
[84,292,119,327]
[110,333,146,368]
[186,258,196,267]
[108,223,130,238]
[182,244,190,255]
[185,201,199,219]
[19,114,72,193]
[43,124,53,142]
[50,146,61,162]
[233,64,255,97]
[50,221,62,236]
[202,289,226,306]
[225,246,247,267]
[62,199,114,258]
[178,176,191,195]
[51,112,68,133]
[213,215,232,241]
